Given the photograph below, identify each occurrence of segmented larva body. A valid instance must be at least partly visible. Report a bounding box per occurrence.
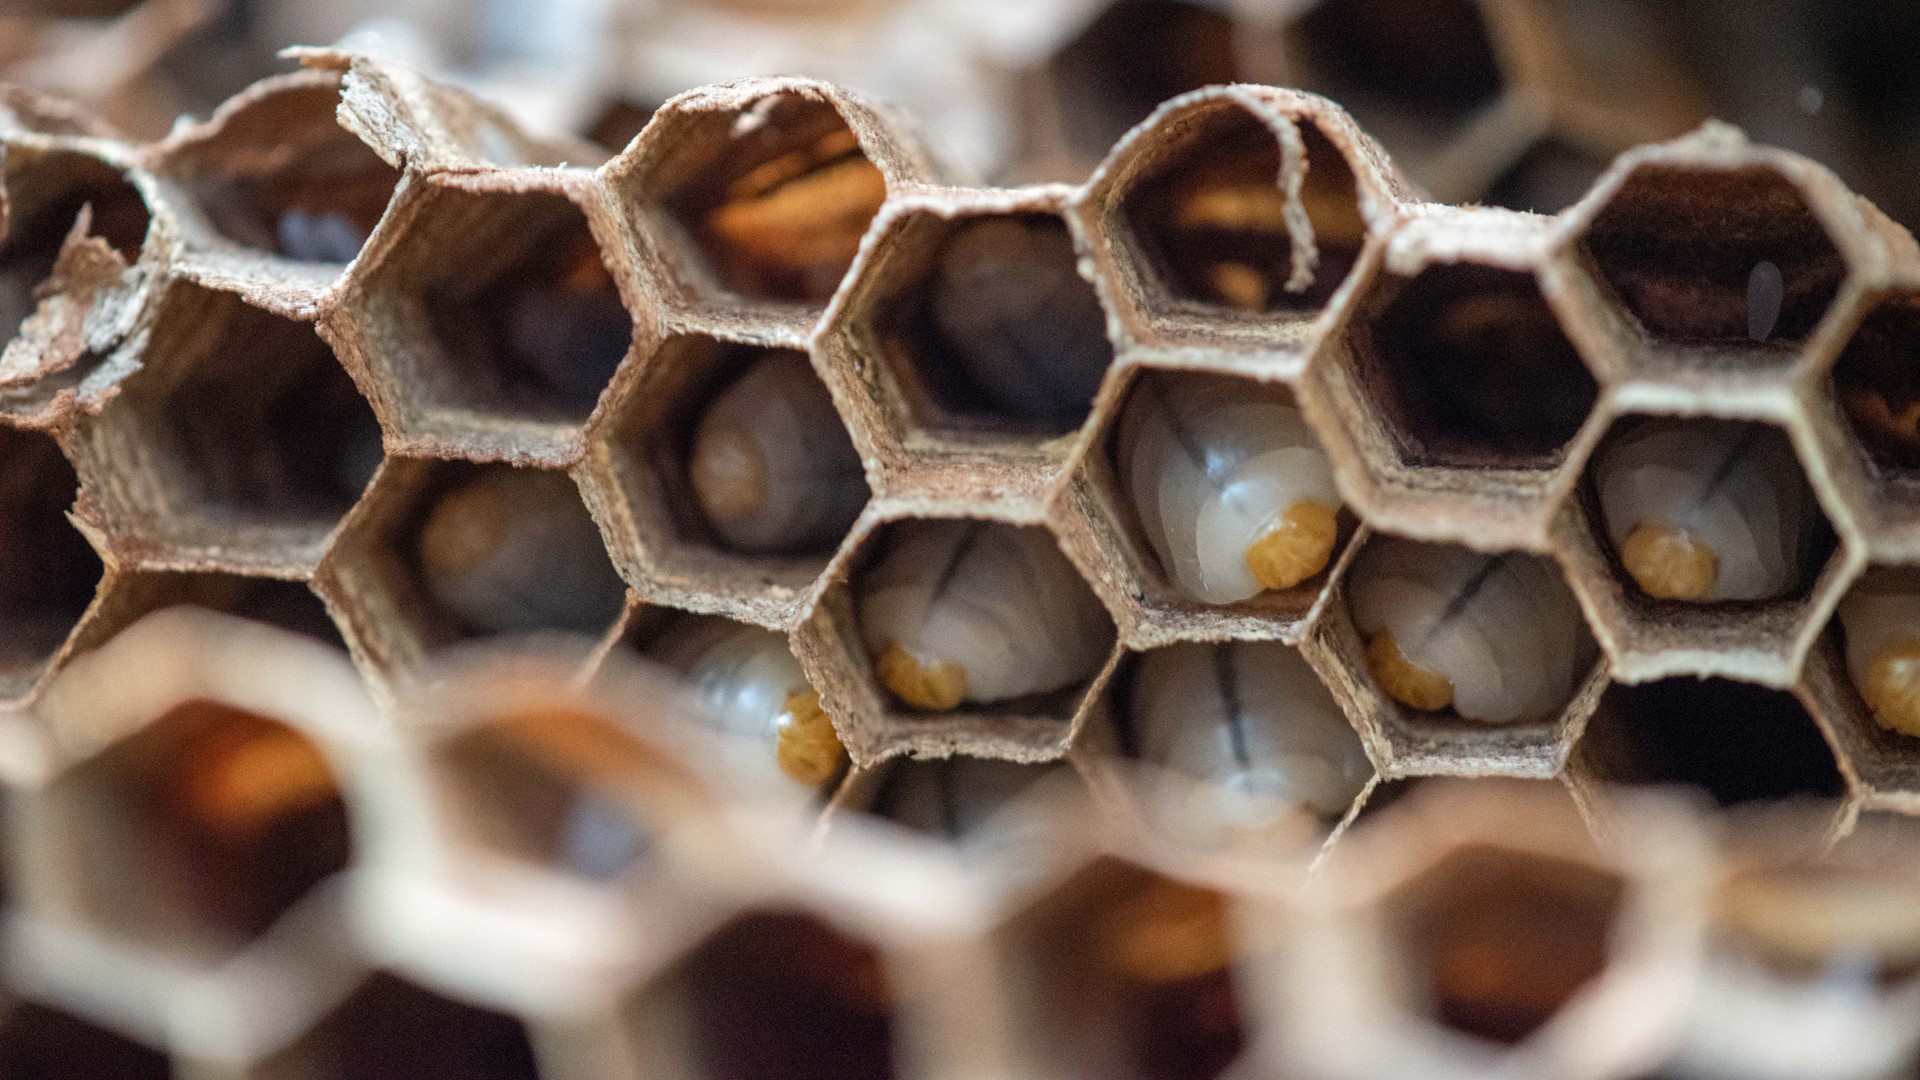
[504,234,632,414]
[688,350,866,555]
[872,758,1055,837]
[653,618,846,788]
[1349,538,1590,724]
[1128,641,1370,818]
[1595,421,1810,602]
[417,468,626,636]
[857,522,1112,711]
[1837,569,1920,738]
[1117,375,1342,603]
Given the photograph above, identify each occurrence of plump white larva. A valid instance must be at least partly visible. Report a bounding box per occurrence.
[871,758,1056,837]
[417,467,627,636]
[1349,537,1591,724]
[688,350,866,555]
[1117,373,1343,604]
[1838,568,1920,738]
[1128,641,1370,817]
[1594,421,1810,602]
[857,521,1113,710]
[653,617,846,788]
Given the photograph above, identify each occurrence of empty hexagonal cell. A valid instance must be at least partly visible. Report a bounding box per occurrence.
[0,425,102,699]
[1834,290,1920,475]
[1348,262,1598,469]
[1580,678,1846,806]
[74,282,381,568]
[1,146,148,349]
[70,570,344,659]
[161,76,399,263]
[36,698,350,959]
[858,757,1068,840]
[1045,0,1238,162]
[258,973,540,1080]
[997,858,1245,1080]
[0,1001,169,1080]
[1580,164,1846,352]
[625,908,898,1080]
[1382,843,1626,1045]
[1483,139,1609,215]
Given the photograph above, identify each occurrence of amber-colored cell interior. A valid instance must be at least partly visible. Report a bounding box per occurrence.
[1582,678,1845,806]
[653,910,897,1080]
[1006,860,1243,1080]
[1290,0,1503,128]
[1124,110,1363,315]
[660,96,885,304]
[1046,0,1238,160]
[1356,263,1598,467]
[1834,296,1920,473]
[0,428,102,698]
[260,973,539,1080]
[422,194,631,422]
[0,1002,169,1080]
[1583,166,1845,346]
[1388,845,1624,1045]
[1484,140,1610,215]
[54,700,349,953]
[1,149,149,343]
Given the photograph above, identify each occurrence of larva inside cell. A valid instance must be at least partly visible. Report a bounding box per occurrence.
[649,615,847,791]
[869,757,1061,838]
[1114,371,1343,604]
[686,349,866,556]
[1837,568,1920,738]
[415,466,627,638]
[854,520,1114,712]
[1348,537,1592,724]
[1592,419,1827,603]
[1126,641,1370,820]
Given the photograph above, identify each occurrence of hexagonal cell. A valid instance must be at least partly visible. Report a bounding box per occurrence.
[1580,678,1846,806]
[0,1001,169,1080]
[1,146,148,349]
[1580,164,1846,353]
[1348,262,1598,470]
[1833,290,1920,476]
[996,858,1245,1080]
[1808,570,1920,810]
[594,334,867,600]
[160,77,400,263]
[1482,138,1609,215]
[0,425,102,700]
[625,908,899,1080]
[1382,843,1626,1045]
[857,757,1069,841]
[1044,0,1239,162]
[258,973,539,1080]
[70,570,345,660]
[37,698,350,960]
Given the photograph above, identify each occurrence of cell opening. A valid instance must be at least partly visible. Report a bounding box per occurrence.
[1386,844,1624,1045]
[77,571,346,657]
[657,94,886,304]
[421,192,633,422]
[54,701,349,955]
[1582,166,1845,346]
[1482,140,1609,215]
[1354,263,1598,468]
[1005,859,1244,1080]
[865,757,1061,839]
[1582,678,1846,806]
[0,1002,169,1080]
[260,973,539,1080]
[1,149,149,346]
[1290,0,1504,129]
[1833,294,1920,474]
[1045,0,1239,160]
[1122,110,1363,315]
[877,212,1114,437]
[584,98,659,154]
[638,909,897,1080]
[0,427,101,698]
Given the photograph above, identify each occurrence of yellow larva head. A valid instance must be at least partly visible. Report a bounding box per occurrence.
[1620,521,1718,601]
[1245,499,1339,592]
[875,642,967,712]
[1863,637,1920,738]
[1366,630,1455,713]
[775,688,846,785]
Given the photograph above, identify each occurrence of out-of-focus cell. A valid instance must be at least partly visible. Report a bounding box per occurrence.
[260,973,541,1080]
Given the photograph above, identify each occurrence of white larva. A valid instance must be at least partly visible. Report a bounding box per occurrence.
[1348,537,1591,724]
[652,617,845,789]
[871,757,1057,838]
[1837,568,1920,738]
[1116,373,1342,604]
[417,467,627,636]
[857,521,1113,710]
[1128,641,1370,818]
[688,350,866,556]
[1595,421,1810,602]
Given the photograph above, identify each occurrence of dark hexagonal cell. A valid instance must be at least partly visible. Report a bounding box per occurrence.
[0,426,102,699]
[1,147,149,347]
[1351,263,1598,468]
[1482,139,1609,215]
[46,700,350,957]
[0,1002,169,1080]
[260,973,540,1080]
[1833,292,1920,474]
[1582,165,1845,347]
[1120,107,1363,315]
[630,909,897,1080]
[1046,0,1239,161]
[1289,0,1504,134]
[1384,844,1625,1045]
[1000,858,1244,1080]
[1582,678,1845,806]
